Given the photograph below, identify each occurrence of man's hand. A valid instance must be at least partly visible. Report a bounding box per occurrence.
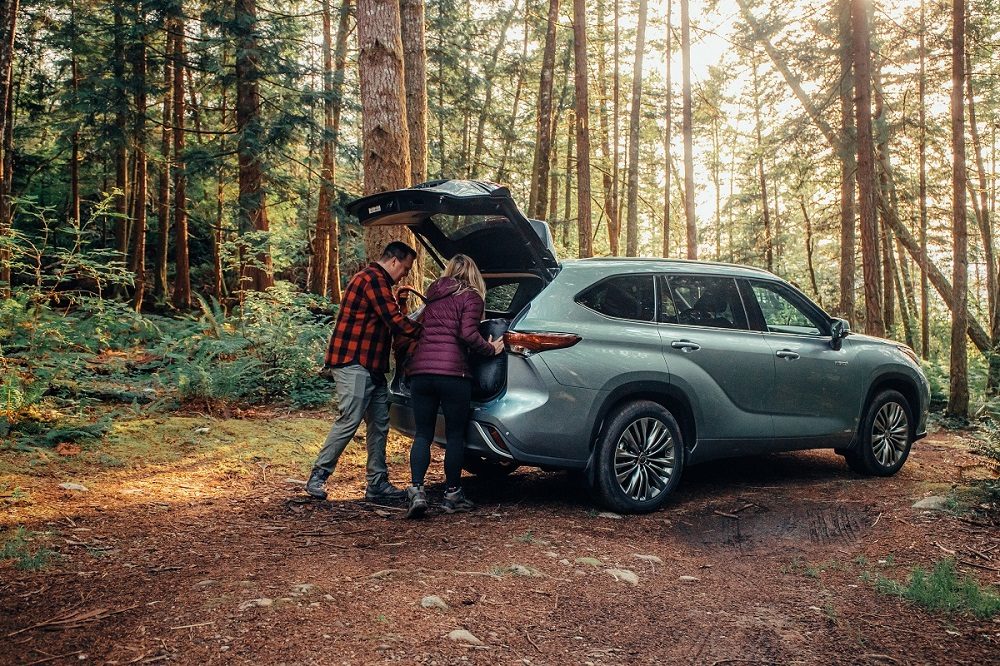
[488,335,505,355]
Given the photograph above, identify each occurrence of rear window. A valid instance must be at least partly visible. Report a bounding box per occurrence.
[661,275,748,330]
[430,214,510,242]
[576,275,656,322]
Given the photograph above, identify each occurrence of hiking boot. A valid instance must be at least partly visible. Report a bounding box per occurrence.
[305,468,329,500]
[364,479,406,502]
[441,487,475,514]
[405,485,428,519]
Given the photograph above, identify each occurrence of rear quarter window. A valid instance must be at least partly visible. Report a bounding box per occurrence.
[576,275,656,322]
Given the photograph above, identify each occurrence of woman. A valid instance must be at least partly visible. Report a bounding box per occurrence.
[404,254,504,518]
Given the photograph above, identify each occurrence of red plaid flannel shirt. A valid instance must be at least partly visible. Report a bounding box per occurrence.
[324,263,421,375]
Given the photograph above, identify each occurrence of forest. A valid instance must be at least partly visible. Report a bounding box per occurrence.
[0,0,999,424]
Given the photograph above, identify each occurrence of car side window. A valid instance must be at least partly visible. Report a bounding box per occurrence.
[662,275,748,330]
[750,281,826,336]
[577,275,655,322]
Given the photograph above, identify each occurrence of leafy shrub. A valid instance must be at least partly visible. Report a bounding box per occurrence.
[1,527,56,571]
[157,284,334,408]
[875,559,1000,619]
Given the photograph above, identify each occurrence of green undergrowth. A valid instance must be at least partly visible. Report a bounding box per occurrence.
[1,527,56,571]
[871,559,1000,620]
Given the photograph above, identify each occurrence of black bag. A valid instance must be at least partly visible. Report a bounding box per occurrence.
[470,319,509,400]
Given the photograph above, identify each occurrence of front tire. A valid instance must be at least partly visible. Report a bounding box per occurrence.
[593,401,684,513]
[845,389,913,476]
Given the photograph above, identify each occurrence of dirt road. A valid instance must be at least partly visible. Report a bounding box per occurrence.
[2,426,998,664]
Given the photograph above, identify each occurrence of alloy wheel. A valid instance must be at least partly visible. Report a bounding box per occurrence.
[613,417,675,502]
[871,402,909,467]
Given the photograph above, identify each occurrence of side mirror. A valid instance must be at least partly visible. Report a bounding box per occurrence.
[830,318,850,351]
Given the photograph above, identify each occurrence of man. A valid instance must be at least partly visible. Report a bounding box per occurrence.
[306,241,421,501]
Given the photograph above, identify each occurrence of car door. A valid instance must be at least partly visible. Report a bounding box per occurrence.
[658,274,774,460]
[744,279,858,447]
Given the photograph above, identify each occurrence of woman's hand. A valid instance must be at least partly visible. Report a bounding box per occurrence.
[488,335,505,355]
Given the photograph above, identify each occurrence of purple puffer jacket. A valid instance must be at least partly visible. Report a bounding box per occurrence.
[407,277,496,378]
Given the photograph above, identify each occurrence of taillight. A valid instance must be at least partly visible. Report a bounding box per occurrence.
[504,331,582,356]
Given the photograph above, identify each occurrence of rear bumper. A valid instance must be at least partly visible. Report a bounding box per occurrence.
[388,399,515,461]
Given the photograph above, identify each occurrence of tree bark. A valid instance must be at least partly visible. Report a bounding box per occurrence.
[70,2,80,233]
[572,0,592,258]
[852,0,883,337]
[662,0,672,259]
[751,55,772,272]
[918,0,929,357]
[113,1,130,272]
[800,200,820,303]
[967,53,1000,393]
[624,0,647,257]
[529,0,559,219]
[155,22,173,302]
[171,11,191,310]
[131,5,148,311]
[839,0,856,322]
[948,0,969,416]
[327,0,350,303]
[235,0,274,293]
[0,0,17,295]
[401,0,428,186]
[311,0,335,297]
[596,0,618,254]
[357,0,419,275]
[563,109,574,248]
[680,0,696,259]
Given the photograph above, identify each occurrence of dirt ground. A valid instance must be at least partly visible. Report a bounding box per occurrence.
[1,420,998,665]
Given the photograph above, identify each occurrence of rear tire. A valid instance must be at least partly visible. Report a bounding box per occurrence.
[844,389,913,476]
[462,456,519,480]
[593,400,684,513]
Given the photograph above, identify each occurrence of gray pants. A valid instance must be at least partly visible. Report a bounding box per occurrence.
[313,364,390,487]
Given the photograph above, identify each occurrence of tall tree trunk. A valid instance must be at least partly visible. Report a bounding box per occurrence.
[113,1,130,271]
[235,0,274,292]
[596,0,618,254]
[612,0,620,251]
[311,0,335,297]
[497,9,530,184]
[529,0,559,219]
[548,134,560,225]
[680,0,696,259]
[852,0,883,336]
[470,2,516,180]
[155,22,173,302]
[800,200,820,302]
[357,0,419,279]
[873,53,895,332]
[839,0,857,323]
[563,109,574,248]
[751,55,772,271]
[572,0,592,258]
[713,115,721,260]
[132,7,148,311]
[401,0,428,186]
[171,11,191,309]
[214,89,226,301]
[894,237,917,351]
[624,0,647,257]
[918,0,929,357]
[967,54,1000,393]
[0,0,16,295]
[327,0,350,303]
[662,0,672,258]
[70,2,80,233]
[947,0,969,416]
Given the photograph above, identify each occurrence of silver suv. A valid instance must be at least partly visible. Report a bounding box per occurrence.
[351,180,930,513]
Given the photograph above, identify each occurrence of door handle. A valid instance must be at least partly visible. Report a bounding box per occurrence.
[671,340,701,352]
[775,349,800,360]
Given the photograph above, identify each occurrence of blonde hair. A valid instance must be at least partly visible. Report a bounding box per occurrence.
[442,254,487,299]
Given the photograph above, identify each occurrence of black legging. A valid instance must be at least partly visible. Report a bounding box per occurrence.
[409,374,472,489]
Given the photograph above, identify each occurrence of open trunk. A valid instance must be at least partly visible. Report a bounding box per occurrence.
[353,180,559,403]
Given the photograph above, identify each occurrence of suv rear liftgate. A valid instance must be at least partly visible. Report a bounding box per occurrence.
[349,179,562,461]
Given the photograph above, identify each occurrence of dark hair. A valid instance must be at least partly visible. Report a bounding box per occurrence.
[381,241,417,262]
